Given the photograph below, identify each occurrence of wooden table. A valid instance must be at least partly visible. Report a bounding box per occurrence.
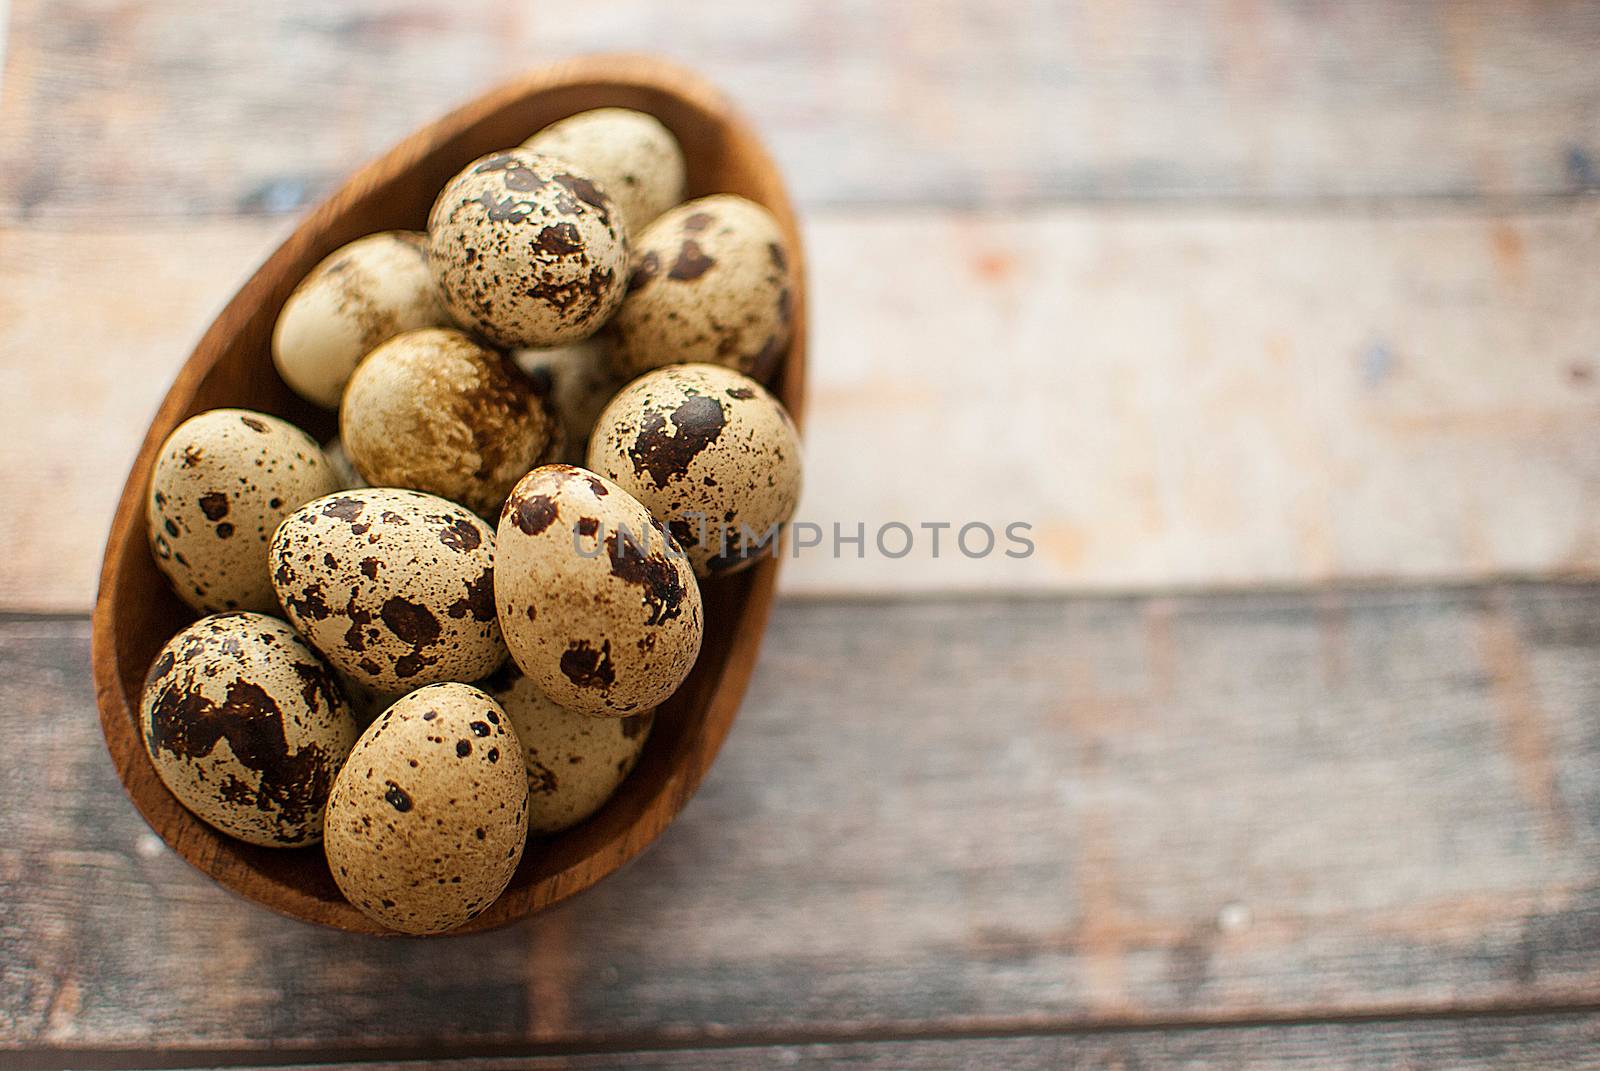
[3,3,1599,1068]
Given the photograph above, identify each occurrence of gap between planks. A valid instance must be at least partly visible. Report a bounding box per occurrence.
[3,574,1598,620]
[7,1004,1600,1071]
[5,191,1600,228]
[7,587,1600,1049]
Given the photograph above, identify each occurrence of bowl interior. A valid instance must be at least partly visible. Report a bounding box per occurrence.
[93,57,805,934]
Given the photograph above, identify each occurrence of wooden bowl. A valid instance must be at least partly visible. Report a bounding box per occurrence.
[90,55,806,934]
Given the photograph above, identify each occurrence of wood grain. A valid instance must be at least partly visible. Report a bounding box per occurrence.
[4,205,1597,611]
[797,204,1600,596]
[3,1,1598,611]
[87,56,807,935]
[5,2,1599,1063]
[12,1013,1600,1070]
[8,584,1600,1050]
[3,0,1599,219]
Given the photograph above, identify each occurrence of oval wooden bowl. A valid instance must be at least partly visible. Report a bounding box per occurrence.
[90,55,806,935]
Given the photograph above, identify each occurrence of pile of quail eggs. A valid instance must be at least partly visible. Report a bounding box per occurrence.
[139,108,802,934]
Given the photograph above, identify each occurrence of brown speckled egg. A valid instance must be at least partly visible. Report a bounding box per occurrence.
[338,673,405,728]
[270,489,505,692]
[272,231,452,408]
[512,333,625,463]
[140,612,357,847]
[483,660,653,834]
[340,328,557,516]
[523,108,686,239]
[588,365,802,578]
[148,409,341,613]
[612,195,793,381]
[495,465,702,716]
[322,436,368,491]
[324,683,528,934]
[427,150,628,348]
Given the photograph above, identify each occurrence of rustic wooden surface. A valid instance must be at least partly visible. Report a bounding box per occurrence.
[9,1013,1600,1070]
[1,1,1599,609]
[7,584,1600,1066]
[5,0,1599,215]
[4,0,1600,1066]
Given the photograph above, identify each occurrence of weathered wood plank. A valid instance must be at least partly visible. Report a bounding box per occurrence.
[796,205,1600,596]
[14,1012,1600,1070]
[3,0,1598,220]
[0,219,292,613]
[4,584,1599,1050]
[2,207,1596,611]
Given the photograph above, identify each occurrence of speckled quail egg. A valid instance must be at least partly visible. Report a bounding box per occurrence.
[270,488,505,692]
[140,612,358,847]
[148,409,341,613]
[512,333,625,463]
[482,660,653,834]
[496,465,702,716]
[340,328,558,516]
[588,364,801,578]
[612,195,794,381]
[324,683,528,934]
[338,673,405,728]
[427,149,628,349]
[272,231,451,408]
[522,108,686,239]
[322,436,368,491]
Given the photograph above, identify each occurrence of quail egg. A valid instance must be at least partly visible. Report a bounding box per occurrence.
[140,612,357,847]
[612,195,793,381]
[427,149,628,348]
[495,465,702,716]
[147,409,340,613]
[340,327,557,516]
[322,435,368,491]
[588,364,801,577]
[483,660,653,834]
[338,673,404,728]
[324,683,528,934]
[272,231,452,408]
[270,488,505,692]
[522,107,686,239]
[512,333,625,463]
